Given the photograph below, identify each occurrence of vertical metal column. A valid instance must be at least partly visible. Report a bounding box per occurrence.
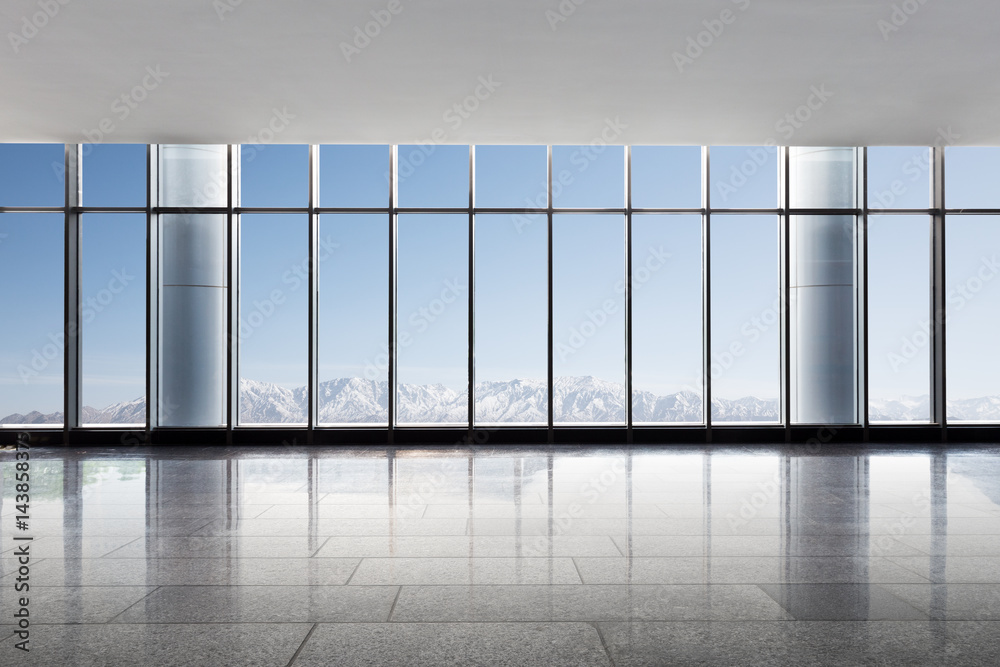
[625,146,633,442]
[64,144,81,434]
[388,146,397,443]
[468,146,476,438]
[146,145,158,433]
[702,147,712,439]
[307,145,319,439]
[931,147,947,435]
[547,146,554,443]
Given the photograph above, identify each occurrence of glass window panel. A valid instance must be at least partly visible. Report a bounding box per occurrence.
[474,145,547,209]
[0,213,64,425]
[158,213,226,427]
[710,215,780,423]
[552,145,624,208]
[553,214,626,424]
[709,146,778,209]
[396,214,468,424]
[318,213,389,425]
[397,145,468,208]
[158,144,228,208]
[789,214,858,425]
[867,147,931,210]
[81,214,146,425]
[0,143,64,207]
[631,146,701,209]
[946,147,1000,210]
[238,214,308,425]
[867,215,930,423]
[946,215,1000,421]
[240,144,307,208]
[789,147,856,209]
[474,213,547,425]
[82,144,146,207]
[319,145,390,208]
[631,214,703,424]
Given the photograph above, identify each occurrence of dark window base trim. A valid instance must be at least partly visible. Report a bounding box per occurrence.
[2,425,997,447]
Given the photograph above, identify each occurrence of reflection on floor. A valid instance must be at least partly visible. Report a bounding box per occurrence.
[2,444,1000,665]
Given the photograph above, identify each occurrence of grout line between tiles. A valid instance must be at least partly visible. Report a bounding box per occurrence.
[309,536,333,558]
[386,586,403,622]
[590,621,618,667]
[284,622,319,667]
[104,585,162,624]
[609,536,625,557]
[344,559,363,585]
[96,536,144,558]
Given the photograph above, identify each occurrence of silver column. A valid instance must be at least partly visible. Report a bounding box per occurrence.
[157,145,227,427]
[790,147,857,424]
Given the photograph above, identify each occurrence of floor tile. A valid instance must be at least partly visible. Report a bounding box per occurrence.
[348,557,582,585]
[111,585,398,623]
[597,620,1000,666]
[293,622,611,666]
[0,585,157,623]
[757,583,928,620]
[23,557,360,586]
[1,623,311,666]
[390,584,790,622]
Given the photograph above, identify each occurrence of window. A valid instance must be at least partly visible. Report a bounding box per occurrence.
[553,214,626,424]
[395,214,469,425]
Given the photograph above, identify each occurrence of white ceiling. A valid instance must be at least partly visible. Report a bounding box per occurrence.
[2,0,998,146]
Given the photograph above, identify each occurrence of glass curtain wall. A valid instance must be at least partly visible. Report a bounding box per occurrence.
[6,143,1000,434]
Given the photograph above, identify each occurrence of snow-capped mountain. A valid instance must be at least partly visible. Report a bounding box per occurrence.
[5,379,1000,425]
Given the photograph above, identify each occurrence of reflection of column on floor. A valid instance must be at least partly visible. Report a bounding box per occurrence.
[64,459,83,612]
[625,451,633,584]
[387,450,395,557]
[931,454,948,630]
[514,457,522,559]
[468,455,475,570]
[703,453,712,584]
[307,457,318,556]
[784,456,870,605]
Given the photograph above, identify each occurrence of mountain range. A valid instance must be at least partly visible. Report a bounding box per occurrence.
[3,376,999,425]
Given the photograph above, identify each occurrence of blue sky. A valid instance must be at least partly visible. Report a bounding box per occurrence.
[2,143,1000,423]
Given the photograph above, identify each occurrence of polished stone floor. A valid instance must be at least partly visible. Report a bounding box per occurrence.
[2,443,1000,665]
